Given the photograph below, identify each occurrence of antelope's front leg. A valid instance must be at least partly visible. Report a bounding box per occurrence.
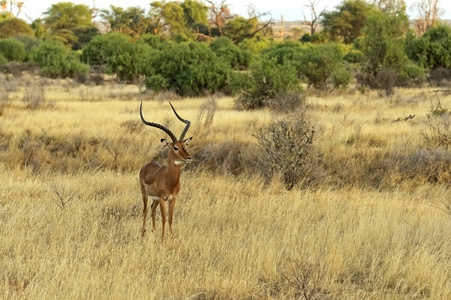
[168,198,176,236]
[151,201,159,232]
[159,199,166,241]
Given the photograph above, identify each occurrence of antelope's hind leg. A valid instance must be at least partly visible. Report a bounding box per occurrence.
[141,184,148,237]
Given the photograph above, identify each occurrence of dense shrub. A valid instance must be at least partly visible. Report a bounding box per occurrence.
[0,54,7,65]
[142,42,234,96]
[0,38,26,62]
[34,41,89,78]
[376,68,397,96]
[405,25,451,70]
[82,33,151,82]
[343,50,365,63]
[238,37,273,54]
[14,35,42,61]
[423,100,451,148]
[262,41,306,72]
[266,91,306,113]
[428,67,451,87]
[0,61,40,77]
[360,11,408,88]
[255,118,316,190]
[209,37,253,70]
[0,18,34,38]
[397,64,425,87]
[299,45,343,89]
[138,34,167,50]
[235,57,302,110]
[332,67,352,90]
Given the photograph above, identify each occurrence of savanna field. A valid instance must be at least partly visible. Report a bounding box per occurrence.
[0,75,450,299]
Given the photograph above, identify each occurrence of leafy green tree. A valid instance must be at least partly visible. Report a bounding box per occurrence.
[0,17,33,38]
[141,42,233,96]
[238,37,272,54]
[147,1,195,40]
[34,40,89,78]
[181,0,208,28]
[361,11,408,76]
[101,6,149,37]
[49,29,78,47]
[162,1,189,38]
[224,16,272,43]
[321,0,375,44]
[343,49,365,63]
[405,25,451,69]
[299,44,343,89]
[331,67,352,90]
[43,2,92,31]
[43,2,95,49]
[15,35,41,61]
[0,38,25,62]
[235,57,302,109]
[397,64,425,86]
[262,41,307,74]
[31,19,48,39]
[72,25,99,50]
[137,34,168,50]
[373,0,406,14]
[82,33,151,81]
[209,36,253,70]
[147,1,166,35]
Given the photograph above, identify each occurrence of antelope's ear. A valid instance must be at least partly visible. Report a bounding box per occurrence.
[183,137,192,146]
[161,139,171,148]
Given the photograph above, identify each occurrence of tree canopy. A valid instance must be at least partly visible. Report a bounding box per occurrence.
[321,0,376,44]
[43,2,93,31]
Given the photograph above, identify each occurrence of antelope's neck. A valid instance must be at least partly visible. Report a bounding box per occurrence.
[166,152,182,187]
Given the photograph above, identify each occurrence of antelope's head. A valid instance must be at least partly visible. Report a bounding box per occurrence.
[140,102,192,164]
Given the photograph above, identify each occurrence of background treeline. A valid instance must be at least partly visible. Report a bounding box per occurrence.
[0,0,450,107]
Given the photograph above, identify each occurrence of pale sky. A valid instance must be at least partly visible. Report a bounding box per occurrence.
[18,0,451,22]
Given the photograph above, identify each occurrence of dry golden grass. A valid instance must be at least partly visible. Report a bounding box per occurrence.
[0,77,450,299]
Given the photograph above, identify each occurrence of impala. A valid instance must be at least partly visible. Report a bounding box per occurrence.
[139,102,192,240]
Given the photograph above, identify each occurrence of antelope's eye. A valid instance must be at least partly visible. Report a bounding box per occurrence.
[173,146,179,151]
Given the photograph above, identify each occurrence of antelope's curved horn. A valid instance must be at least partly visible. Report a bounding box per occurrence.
[169,102,191,141]
[140,102,177,143]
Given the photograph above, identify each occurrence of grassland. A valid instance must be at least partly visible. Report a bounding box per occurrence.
[0,74,450,299]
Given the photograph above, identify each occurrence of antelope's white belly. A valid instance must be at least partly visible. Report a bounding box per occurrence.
[148,195,173,201]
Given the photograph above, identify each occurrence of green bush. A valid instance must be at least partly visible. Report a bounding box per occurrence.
[0,18,34,38]
[300,33,311,43]
[262,41,306,71]
[235,57,302,110]
[297,44,343,89]
[209,37,253,70]
[142,42,234,96]
[34,41,89,78]
[138,34,167,50]
[332,67,352,90]
[0,54,7,65]
[0,39,26,62]
[310,33,326,44]
[145,74,169,92]
[82,33,151,82]
[343,50,365,63]
[14,35,42,61]
[397,64,425,86]
[238,37,272,54]
[405,25,451,70]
